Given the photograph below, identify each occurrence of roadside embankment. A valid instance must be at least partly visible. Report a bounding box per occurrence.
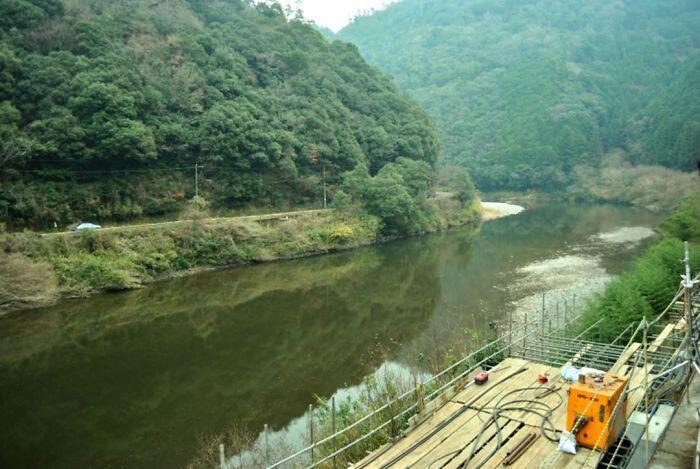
[0,198,489,315]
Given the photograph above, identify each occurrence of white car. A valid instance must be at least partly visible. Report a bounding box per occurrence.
[74,222,102,230]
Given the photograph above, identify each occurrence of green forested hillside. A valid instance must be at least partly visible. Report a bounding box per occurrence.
[339,0,700,190]
[0,0,439,228]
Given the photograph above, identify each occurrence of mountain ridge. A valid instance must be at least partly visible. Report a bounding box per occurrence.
[338,0,700,190]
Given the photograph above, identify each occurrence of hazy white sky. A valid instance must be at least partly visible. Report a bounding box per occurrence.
[275,0,398,32]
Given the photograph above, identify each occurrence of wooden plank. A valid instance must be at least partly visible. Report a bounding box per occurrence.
[472,364,566,431]
[610,343,640,374]
[480,423,535,469]
[451,358,529,404]
[442,420,522,469]
[354,401,466,468]
[625,364,655,418]
[358,350,656,469]
[386,408,486,467]
[358,358,528,468]
[487,431,550,468]
[513,435,554,466]
[364,405,492,467]
[560,448,600,468]
[536,447,579,469]
[416,417,511,468]
[673,318,687,331]
[512,434,596,469]
[649,324,674,353]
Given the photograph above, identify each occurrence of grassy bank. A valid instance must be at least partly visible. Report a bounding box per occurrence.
[576,190,700,342]
[0,198,481,314]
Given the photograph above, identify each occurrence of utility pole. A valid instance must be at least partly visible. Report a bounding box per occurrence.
[309,144,326,208]
[323,164,327,209]
[194,162,204,198]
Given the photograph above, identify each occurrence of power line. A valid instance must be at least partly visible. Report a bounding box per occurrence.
[0,165,263,175]
[0,167,191,174]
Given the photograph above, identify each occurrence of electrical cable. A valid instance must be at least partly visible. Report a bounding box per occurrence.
[379,366,529,468]
[424,385,563,468]
[456,386,563,468]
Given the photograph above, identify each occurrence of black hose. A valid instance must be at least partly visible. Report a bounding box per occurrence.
[380,366,529,468]
[458,386,564,468]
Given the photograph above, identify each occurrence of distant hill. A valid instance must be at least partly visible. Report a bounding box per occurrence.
[0,0,439,228]
[312,23,336,40]
[339,0,700,190]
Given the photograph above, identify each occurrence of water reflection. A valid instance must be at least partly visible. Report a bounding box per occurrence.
[0,232,448,468]
[0,203,661,468]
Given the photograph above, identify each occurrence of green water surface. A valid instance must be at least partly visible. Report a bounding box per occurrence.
[0,203,662,468]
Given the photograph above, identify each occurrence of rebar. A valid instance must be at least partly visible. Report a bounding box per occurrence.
[264,424,270,467]
[308,404,314,464]
[331,397,337,469]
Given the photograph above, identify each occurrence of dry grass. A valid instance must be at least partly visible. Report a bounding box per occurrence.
[570,151,700,211]
[187,424,292,469]
[0,253,58,311]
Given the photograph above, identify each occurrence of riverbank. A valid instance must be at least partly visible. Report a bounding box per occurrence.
[575,190,700,341]
[0,199,521,315]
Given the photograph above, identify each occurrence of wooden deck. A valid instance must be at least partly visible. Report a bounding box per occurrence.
[356,353,654,469]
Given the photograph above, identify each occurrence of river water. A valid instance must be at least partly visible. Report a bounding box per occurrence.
[0,203,662,468]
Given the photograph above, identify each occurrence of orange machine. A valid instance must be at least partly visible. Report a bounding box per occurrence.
[566,373,628,451]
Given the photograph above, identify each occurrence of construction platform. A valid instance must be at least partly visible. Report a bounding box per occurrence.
[356,354,655,469]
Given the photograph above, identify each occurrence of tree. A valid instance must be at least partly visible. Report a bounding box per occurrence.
[383,157,433,198]
[364,171,419,234]
[451,171,476,205]
[0,101,34,164]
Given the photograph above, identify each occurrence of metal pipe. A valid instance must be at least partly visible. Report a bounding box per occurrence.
[541,296,545,362]
[506,433,536,457]
[331,397,337,469]
[508,308,513,357]
[504,434,538,466]
[519,341,628,360]
[264,424,270,467]
[308,404,314,464]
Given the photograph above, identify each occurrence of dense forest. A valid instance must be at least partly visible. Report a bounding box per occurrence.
[0,0,441,228]
[339,0,700,190]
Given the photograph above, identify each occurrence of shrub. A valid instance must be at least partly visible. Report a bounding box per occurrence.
[327,223,354,244]
[50,251,141,294]
[579,276,654,342]
[181,196,211,220]
[658,191,700,241]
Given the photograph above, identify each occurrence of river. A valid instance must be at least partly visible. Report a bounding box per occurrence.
[0,203,662,468]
